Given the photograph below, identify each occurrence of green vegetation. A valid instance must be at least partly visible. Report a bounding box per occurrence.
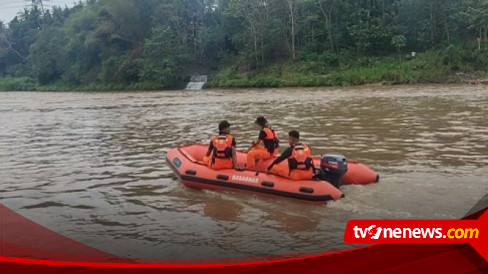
[1,0,488,91]
[213,43,488,88]
[0,77,36,91]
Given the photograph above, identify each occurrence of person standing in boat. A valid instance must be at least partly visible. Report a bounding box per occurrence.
[203,120,241,170]
[265,130,314,180]
[246,116,279,170]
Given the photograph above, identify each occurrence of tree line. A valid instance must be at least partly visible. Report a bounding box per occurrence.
[1,0,488,90]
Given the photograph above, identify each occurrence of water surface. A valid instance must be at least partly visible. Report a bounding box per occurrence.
[1,85,487,258]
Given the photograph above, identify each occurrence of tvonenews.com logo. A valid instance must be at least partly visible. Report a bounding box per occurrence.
[353,225,479,240]
[343,213,487,261]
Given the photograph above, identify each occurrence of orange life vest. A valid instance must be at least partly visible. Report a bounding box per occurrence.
[262,127,279,154]
[211,134,234,160]
[288,143,313,171]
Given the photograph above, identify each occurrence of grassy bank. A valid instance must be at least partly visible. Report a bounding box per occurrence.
[212,50,488,88]
[2,50,487,91]
[0,77,37,91]
[0,80,183,92]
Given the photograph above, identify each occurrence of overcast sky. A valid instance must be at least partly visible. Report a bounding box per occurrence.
[1,0,76,23]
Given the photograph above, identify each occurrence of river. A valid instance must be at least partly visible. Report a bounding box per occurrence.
[0,84,487,259]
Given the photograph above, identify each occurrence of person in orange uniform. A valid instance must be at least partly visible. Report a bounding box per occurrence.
[265,130,314,180]
[246,116,279,170]
[203,121,241,170]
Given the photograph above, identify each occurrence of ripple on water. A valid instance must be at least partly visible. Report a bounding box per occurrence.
[1,86,487,258]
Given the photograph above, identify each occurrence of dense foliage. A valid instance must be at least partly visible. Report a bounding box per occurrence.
[1,0,488,90]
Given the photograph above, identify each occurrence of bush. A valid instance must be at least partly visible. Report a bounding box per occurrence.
[319,52,340,67]
[0,77,36,91]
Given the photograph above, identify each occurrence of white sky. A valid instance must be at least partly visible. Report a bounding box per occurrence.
[0,0,76,23]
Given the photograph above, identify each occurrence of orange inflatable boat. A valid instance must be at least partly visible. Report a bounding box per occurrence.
[166,144,379,203]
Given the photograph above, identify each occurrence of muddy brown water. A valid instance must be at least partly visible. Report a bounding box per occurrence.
[0,85,487,259]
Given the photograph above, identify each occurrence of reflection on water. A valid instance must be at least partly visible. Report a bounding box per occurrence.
[0,85,487,259]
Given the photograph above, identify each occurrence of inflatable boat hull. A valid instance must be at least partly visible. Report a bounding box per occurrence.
[166,144,345,203]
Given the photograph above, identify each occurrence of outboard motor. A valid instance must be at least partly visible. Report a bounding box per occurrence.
[317,154,348,188]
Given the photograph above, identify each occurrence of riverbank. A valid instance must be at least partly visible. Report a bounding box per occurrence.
[0,71,484,92]
[1,53,487,92]
[0,78,175,92]
[211,52,488,88]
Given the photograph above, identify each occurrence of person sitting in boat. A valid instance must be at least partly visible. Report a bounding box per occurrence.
[246,116,279,170]
[203,120,241,170]
[265,130,314,181]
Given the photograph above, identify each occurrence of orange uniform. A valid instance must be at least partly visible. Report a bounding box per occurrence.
[247,127,279,169]
[203,134,236,170]
[269,143,314,181]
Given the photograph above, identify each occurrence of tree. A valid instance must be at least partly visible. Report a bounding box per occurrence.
[459,0,488,50]
[225,0,271,66]
[391,35,407,63]
[139,26,189,87]
[286,0,298,60]
[2,0,488,89]
[313,0,338,53]
[29,27,66,83]
[0,21,28,62]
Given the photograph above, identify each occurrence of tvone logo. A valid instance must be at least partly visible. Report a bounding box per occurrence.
[353,225,382,239]
[366,225,382,240]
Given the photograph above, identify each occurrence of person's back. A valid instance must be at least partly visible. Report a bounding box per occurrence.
[265,130,314,181]
[203,121,241,170]
[246,116,279,170]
